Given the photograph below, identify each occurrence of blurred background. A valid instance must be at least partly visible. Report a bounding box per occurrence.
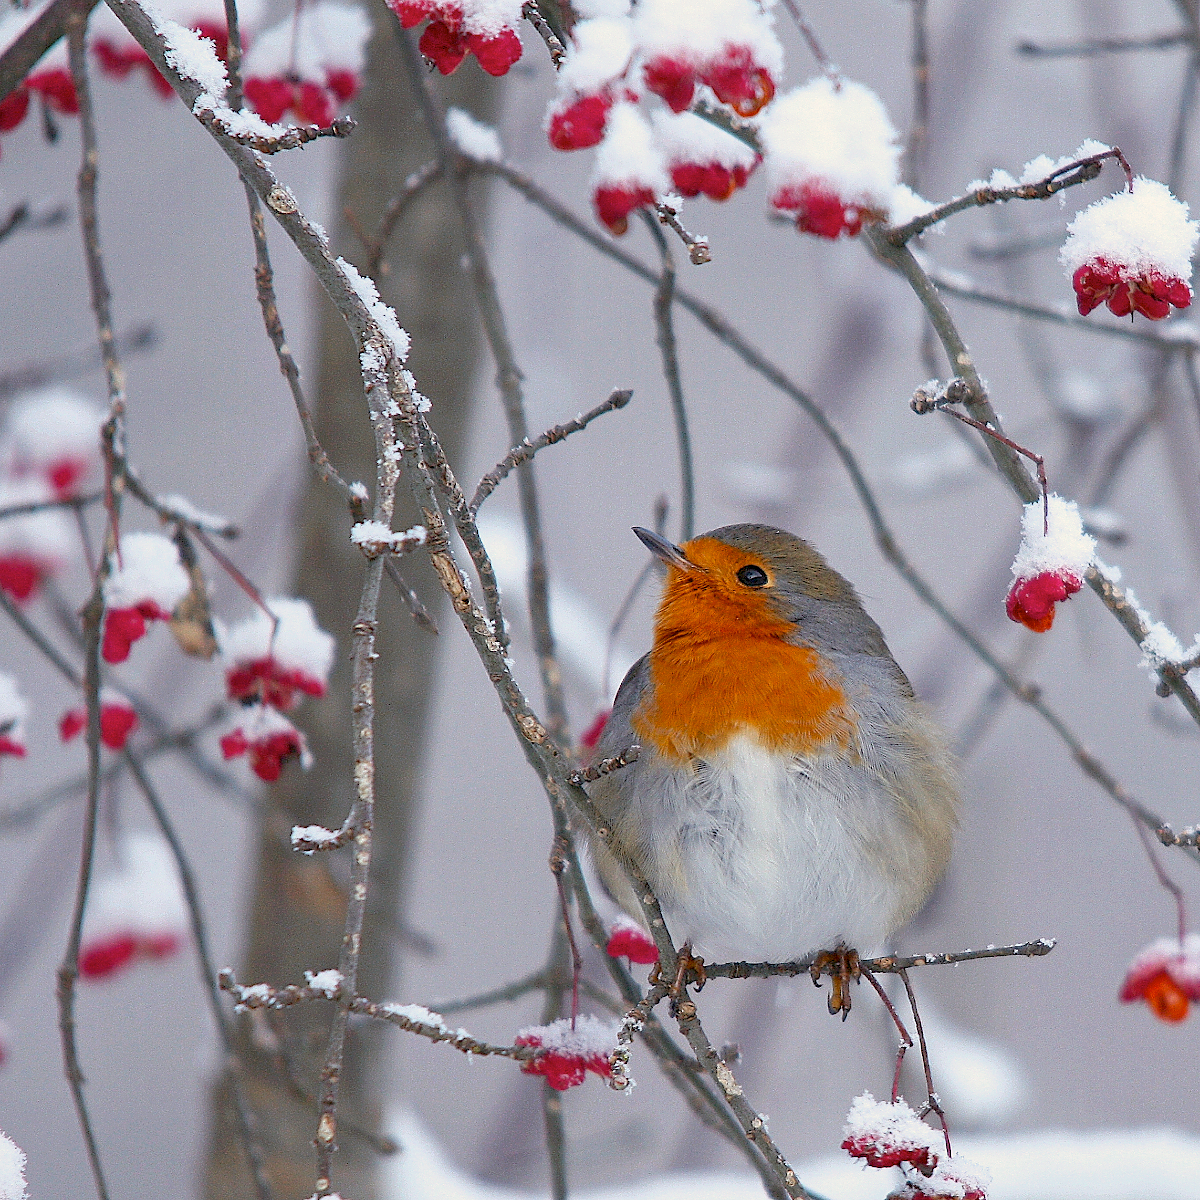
[2,1,1200,1197]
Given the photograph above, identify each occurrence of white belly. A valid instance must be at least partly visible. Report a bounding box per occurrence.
[637,733,911,962]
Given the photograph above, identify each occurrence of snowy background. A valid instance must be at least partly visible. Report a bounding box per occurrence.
[3,0,1200,1197]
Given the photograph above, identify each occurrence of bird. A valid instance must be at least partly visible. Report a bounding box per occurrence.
[585,523,959,1013]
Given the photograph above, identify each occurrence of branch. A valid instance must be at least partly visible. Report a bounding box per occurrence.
[469,387,633,514]
[706,939,1058,981]
[642,212,696,540]
[884,148,1126,243]
[1016,31,1194,57]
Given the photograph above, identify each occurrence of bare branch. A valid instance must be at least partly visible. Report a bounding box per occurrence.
[1016,31,1194,57]
[469,387,633,514]
[706,938,1057,981]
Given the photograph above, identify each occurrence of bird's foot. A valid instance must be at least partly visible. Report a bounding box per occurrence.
[809,944,861,1020]
[650,944,707,1010]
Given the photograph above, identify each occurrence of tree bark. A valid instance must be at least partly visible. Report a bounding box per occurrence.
[204,16,497,1198]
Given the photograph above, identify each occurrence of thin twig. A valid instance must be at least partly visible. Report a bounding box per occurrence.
[642,213,696,541]
[885,148,1127,243]
[470,388,633,514]
[363,160,443,279]
[428,968,548,1015]
[903,0,929,189]
[57,28,117,1196]
[384,559,438,633]
[243,180,358,503]
[779,0,841,88]
[194,107,356,152]
[653,200,711,265]
[705,938,1057,980]
[521,0,566,66]
[898,969,950,1156]
[1016,31,1194,57]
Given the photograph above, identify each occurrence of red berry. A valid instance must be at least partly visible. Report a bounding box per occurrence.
[594,184,656,235]
[325,68,358,103]
[420,20,468,74]
[99,703,138,751]
[59,710,86,742]
[703,47,774,118]
[548,93,611,151]
[606,922,659,964]
[27,67,79,115]
[244,76,294,123]
[388,0,434,28]
[1005,570,1081,633]
[0,87,29,132]
[0,735,26,758]
[643,55,695,113]
[0,555,43,603]
[579,709,610,751]
[296,80,334,127]
[140,931,182,960]
[220,729,250,759]
[102,606,148,664]
[465,27,521,77]
[80,933,139,979]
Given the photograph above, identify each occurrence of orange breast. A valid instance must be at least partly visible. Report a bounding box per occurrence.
[631,543,856,763]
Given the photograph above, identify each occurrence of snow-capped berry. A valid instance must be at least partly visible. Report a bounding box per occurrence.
[591,102,668,234]
[1120,934,1200,1023]
[219,597,335,710]
[652,109,758,201]
[2,387,103,498]
[101,532,192,663]
[220,705,312,781]
[605,914,659,964]
[0,674,28,761]
[60,690,139,752]
[514,1015,618,1090]
[841,1092,943,1170]
[901,1156,991,1200]
[79,831,188,981]
[1061,178,1198,321]
[1005,495,1096,634]
[633,0,782,117]
[761,77,900,239]
[242,2,371,126]
[0,478,73,605]
[390,0,523,77]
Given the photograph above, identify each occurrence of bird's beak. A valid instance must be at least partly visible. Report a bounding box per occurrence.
[633,527,695,572]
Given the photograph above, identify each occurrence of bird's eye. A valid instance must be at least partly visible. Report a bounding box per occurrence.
[736,564,769,588]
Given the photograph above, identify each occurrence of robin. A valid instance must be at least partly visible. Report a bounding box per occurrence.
[586,524,959,1013]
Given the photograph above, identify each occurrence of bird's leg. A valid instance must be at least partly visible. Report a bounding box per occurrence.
[809,943,861,1019]
[661,942,707,1011]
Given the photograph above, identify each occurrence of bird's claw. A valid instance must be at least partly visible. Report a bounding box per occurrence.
[809,944,860,1020]
[651,945,707,1015]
